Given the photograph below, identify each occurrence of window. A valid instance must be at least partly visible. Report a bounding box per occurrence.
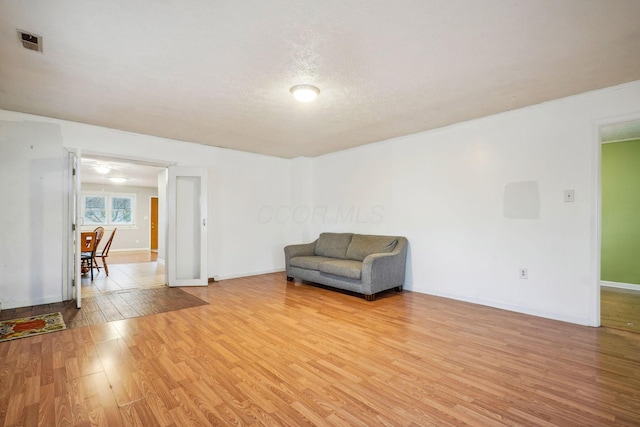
[111,196,133,224]
[84,195,107,224]
[82,193,135,226]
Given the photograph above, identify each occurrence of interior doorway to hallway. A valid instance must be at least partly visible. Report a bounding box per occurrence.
[599,118,640,333]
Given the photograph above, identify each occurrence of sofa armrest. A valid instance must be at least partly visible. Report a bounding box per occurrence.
[284,240,317,274]
[361,238,408,294]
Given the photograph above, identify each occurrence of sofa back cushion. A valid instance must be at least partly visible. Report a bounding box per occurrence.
[314,233,354,259]
[346,234,398,261]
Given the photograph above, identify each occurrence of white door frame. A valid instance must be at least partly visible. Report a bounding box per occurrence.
[63,149,76,302]
[75,150,83,308]
[591,111,640,327]
[64,148,83,308]
[64,151,174,302]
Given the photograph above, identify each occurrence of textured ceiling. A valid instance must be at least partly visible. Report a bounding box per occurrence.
[1,1,640,158]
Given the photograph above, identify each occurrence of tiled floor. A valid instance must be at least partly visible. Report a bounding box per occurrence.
[80,261,166,297]
[0,287,208,329]
[64,287,208,328]
[1,252,208,329]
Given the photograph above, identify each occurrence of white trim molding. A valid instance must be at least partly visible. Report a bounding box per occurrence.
[601,281,640,291]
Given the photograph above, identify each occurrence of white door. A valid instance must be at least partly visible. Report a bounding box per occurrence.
[167,166,208,286]
[66,149,82,308]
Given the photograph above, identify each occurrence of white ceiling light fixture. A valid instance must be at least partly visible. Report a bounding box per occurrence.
[95,165,111,174]
[109,177,127,184]
[290,84,320,102]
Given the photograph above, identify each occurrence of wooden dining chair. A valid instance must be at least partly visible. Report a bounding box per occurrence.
[92,226,105,271]
[80,231,98,281]
[96,228,117,276]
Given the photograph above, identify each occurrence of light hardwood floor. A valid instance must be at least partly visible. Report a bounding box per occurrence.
[2,273,640,426]
[601,286,640,334]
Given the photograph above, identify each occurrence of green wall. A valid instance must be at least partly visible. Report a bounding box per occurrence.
[601,139,640,285]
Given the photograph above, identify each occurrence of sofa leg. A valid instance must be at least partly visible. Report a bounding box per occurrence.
[286,276,294,281]
[365,294,376,302]
[396,285,403,292]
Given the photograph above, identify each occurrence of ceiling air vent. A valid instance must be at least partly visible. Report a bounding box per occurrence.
[17,30,42,53]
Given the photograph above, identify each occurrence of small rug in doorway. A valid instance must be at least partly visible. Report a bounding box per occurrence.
[0,312,66,343]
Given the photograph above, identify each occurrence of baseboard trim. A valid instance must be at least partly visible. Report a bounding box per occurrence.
[215,268,285,281]
[1,295,63,310]
[601,281,640,290]
[406,286,591,326]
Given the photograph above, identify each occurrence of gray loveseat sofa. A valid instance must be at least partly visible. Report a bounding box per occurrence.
[284,232,408,301]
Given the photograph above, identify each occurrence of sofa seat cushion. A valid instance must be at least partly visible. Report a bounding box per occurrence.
[314,232,354,259]
[318,259,363,280]
[345,234,398,261]
[290,256,335,270]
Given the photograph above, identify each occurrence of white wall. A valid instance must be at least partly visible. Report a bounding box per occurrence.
[285,157,313,244]
[0,121,66,309]
[81,183,157,251]
[305,81,640,326]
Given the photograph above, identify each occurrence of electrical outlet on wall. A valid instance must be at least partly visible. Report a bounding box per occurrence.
[519,268,528,279]
[564,190,575,202]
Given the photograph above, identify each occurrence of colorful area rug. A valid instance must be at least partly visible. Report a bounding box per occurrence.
[0,312,66,343]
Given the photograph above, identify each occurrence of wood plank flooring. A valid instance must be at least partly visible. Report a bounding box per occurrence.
[1,273,640,426]
[601,286,640,334]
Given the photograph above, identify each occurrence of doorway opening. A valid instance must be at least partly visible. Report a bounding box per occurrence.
[599,118,640,333]
[79,155,168,298]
